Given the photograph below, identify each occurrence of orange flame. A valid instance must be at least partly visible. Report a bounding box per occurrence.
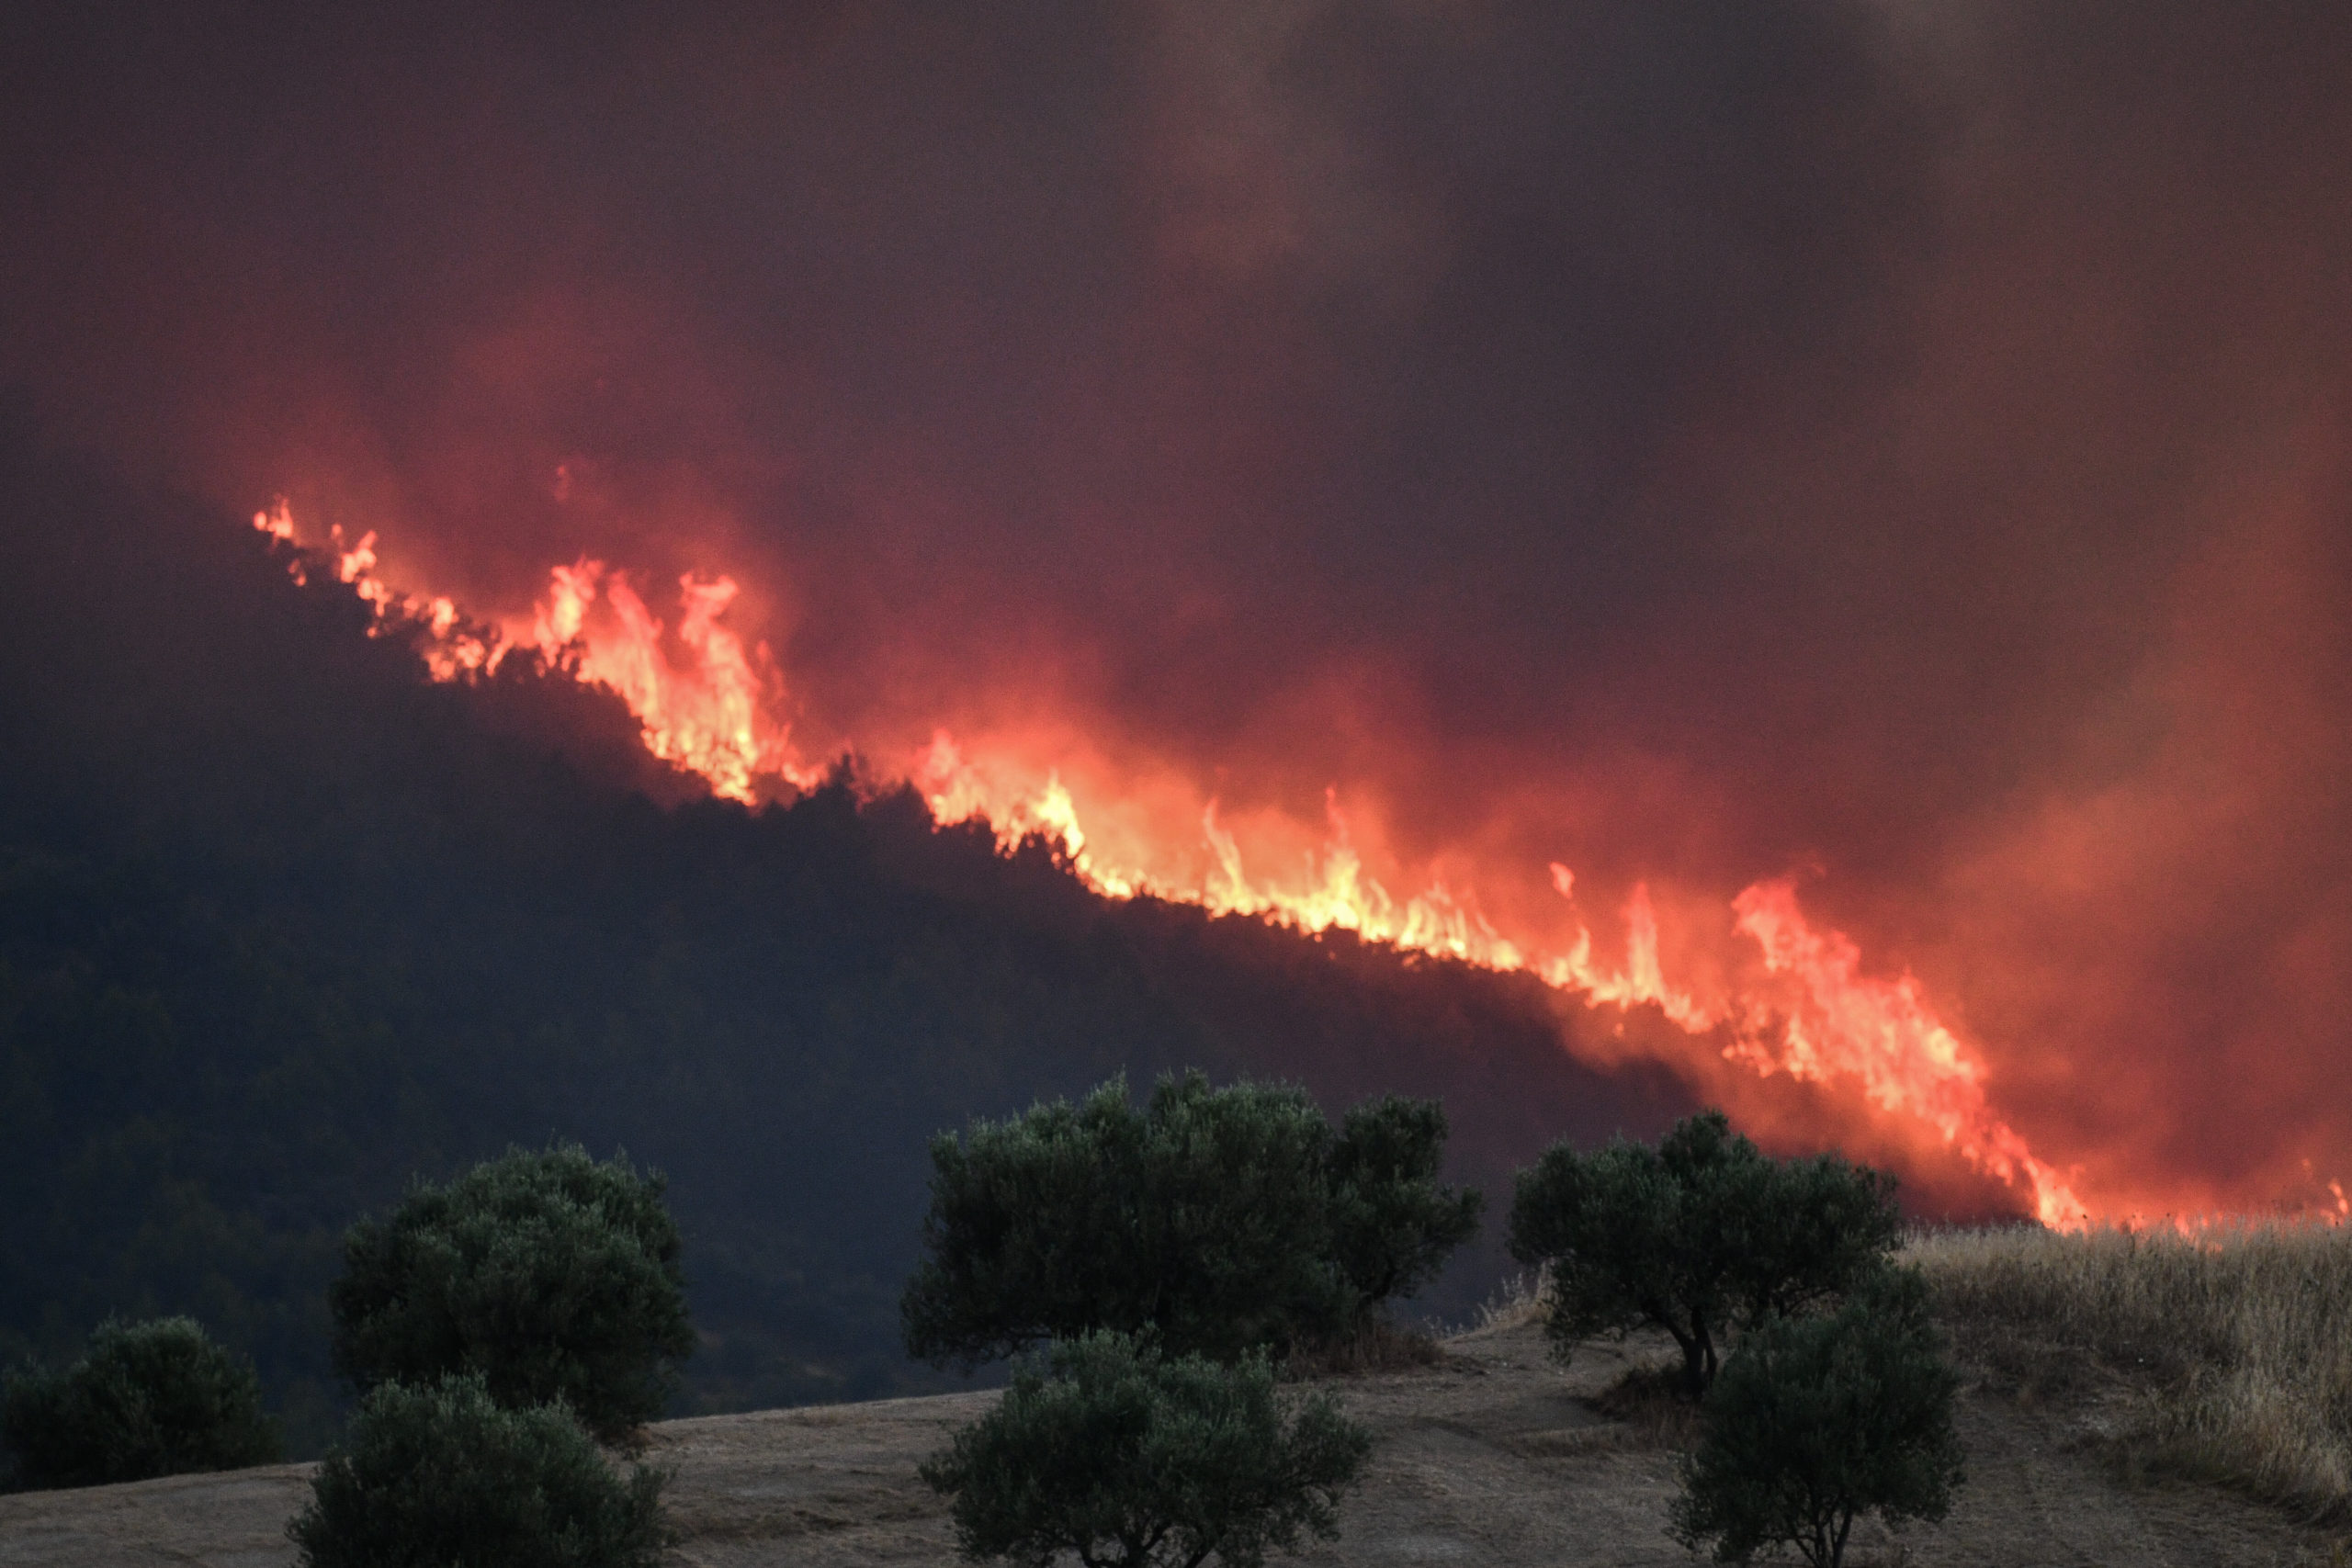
[1727,882,2085,1225]
[523,560,802,803]
[254,504,816,801]
[253,502,2121,1223]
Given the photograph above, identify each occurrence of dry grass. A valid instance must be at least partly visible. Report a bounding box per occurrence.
[1585,1361,1707,1448]
[1467,1270,1546,1335]
[1286,1317,1446,1378]
[1910,1222,2352,1521]
[1450,1272,1702,1447]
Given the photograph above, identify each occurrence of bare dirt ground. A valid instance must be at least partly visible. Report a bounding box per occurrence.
[3,1317,2339,1567]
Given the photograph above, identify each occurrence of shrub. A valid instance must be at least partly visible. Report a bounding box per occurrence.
[329,1144,693,1444]
[1507,1110,1900,1395]
[1671,1269,1964,1568]
[902,1073,1480,1368]
[921,1328,1373,1568]
[288,1372,668,1568]
[1,1315,279,1490]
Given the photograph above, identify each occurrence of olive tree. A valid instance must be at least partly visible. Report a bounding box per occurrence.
[1,1316,278,1490]
[1506,1111,1900,1396]
[903,1073,1479,1367]
[329,1144,693,1444]
[1671,1269,1964,1568]
[288,1372,669,1568]
[921,1329,1372,1568]
[1327,1096,1485,1329]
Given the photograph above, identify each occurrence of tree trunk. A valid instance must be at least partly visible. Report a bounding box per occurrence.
[1673,1317,1717,1398]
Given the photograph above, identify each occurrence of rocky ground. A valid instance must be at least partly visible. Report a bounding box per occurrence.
[2,1315,2338,1566]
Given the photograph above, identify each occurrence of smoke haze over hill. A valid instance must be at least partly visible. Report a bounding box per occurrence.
[4,3,2350,1224]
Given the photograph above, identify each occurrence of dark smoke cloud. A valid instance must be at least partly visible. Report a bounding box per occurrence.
[5,0,2349,1209]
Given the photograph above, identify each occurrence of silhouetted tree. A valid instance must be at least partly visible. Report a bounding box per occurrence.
[1,1317,278,1490]
[1672,1269,1963,1568]
[330,1145,693,1444]
[904,1073,1482,1367]
[1508,1111,1901,1395]
[904,1075,1349,1365]
[1326,1096,1486,1325]
[921,1329,1371,1568]
[289,1372,668,1568]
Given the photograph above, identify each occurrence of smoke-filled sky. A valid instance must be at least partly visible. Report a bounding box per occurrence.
[6,0,2349,1216]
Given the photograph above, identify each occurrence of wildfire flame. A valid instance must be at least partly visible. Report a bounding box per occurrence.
[1727,882,2080,1220]
[256,502,813,800]
[254,502,2106,1223]
[528,560,808,802]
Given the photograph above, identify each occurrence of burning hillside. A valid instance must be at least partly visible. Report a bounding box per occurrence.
[254,502,2086,1222]
[5,0,2350,1233]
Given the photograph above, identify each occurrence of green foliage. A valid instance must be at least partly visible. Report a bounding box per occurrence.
[1327,1096,1487,1325]
[0,1315,278,1490]
[1671,1269,1964,1568]
[903,1076,1339,1365]
[902,1074,1481,1367]
[329,1145,694,1444]
[288,1372,668,1568]
[921,1329,1373,1568]
[1507,1110,1902,1395]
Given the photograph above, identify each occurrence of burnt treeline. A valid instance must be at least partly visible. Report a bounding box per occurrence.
[0,416,1691,1453]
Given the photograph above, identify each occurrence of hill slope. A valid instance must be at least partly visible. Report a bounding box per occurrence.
[0,422,1704,1450]
[0,1315,2325,1566]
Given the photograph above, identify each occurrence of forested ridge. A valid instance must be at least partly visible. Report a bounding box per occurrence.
[0,419,1691,1453]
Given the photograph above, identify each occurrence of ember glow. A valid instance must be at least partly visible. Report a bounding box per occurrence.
[255,502,2089,1224]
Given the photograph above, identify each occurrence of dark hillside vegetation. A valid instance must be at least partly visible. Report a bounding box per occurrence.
[0,418,1696,1454]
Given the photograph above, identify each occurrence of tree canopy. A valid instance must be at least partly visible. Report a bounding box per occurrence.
[1507,1110,1902,1395]
[329,1145,695,1444]
[289,1372,669,1568]
[1327,1096,1487,1325]
[903,1074,1482,1367]
[921,1329,1372,1568]
[1671,1269,1964,1568]
[1,1316,277,1490]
